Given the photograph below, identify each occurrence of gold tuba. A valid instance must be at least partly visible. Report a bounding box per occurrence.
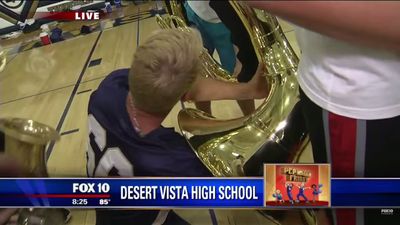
[160,2,316,225]
[0,45,7,73]
[160,1,308,177]
[0,118,67,225]
[0,118,60,176]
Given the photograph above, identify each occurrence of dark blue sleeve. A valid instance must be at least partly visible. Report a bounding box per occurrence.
[180,160,213,177]
[153,152,213,177]
[158,159,213,177]
[172,149,213,177]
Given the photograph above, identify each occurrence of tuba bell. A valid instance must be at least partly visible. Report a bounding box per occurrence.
[0,118,60,176]
[159,2,316,225]
[0,118,67,225]
[159,1,308,177]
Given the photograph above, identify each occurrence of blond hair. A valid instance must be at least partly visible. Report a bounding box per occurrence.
[129,28,203,115]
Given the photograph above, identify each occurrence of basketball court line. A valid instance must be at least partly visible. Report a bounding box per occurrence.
[60,128,80,136]
[0,84,76,105]
[0,73,107,106]
[44,4,155,174]
[46,31,103,160]
[76,89,93,95]
[136,6,141,46]
[1,6,148,106]
[80,75,108,84]
[209,209,219,225]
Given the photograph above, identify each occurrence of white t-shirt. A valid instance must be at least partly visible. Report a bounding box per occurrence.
[294,26,400,120]
[187,1,221,23]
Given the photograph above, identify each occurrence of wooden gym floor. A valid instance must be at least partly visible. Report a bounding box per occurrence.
[0,1,311,225]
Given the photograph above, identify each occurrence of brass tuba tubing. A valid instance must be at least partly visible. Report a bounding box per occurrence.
[0,118,67,225]
[169,1,309,177]
[0,47,6,72]
[163,2,315,224]
[0,118,60,177]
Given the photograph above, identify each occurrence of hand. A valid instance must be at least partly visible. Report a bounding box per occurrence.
[0,154,24,225]
[232,59,242,78]
[0,209,18,225]
[0,154,24,177]
[232,45,242,78]
[248,63,269,99]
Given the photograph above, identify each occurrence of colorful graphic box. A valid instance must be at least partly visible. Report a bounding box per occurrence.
[264,164,331,207]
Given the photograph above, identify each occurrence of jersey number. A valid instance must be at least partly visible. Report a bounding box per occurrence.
[87,114,134,177]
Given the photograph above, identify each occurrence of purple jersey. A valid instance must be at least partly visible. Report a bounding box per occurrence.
[87,69,211,225]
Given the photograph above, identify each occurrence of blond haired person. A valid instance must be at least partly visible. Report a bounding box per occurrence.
[86,28,266,225]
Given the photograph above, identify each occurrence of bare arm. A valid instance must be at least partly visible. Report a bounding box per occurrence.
[247,1,400,51]
[184,63,268,102]
[0,209,18,225]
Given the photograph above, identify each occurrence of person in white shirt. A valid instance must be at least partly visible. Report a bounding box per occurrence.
[247,2,400,225]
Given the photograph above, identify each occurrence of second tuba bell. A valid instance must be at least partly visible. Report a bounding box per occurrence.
[0,118,68,225]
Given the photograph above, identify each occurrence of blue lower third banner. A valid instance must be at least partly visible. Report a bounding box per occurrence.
[0,178,263,207]
[1,178,400,207]
[331,178,400,207]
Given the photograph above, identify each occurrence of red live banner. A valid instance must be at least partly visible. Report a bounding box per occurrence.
[35,11,106,21]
